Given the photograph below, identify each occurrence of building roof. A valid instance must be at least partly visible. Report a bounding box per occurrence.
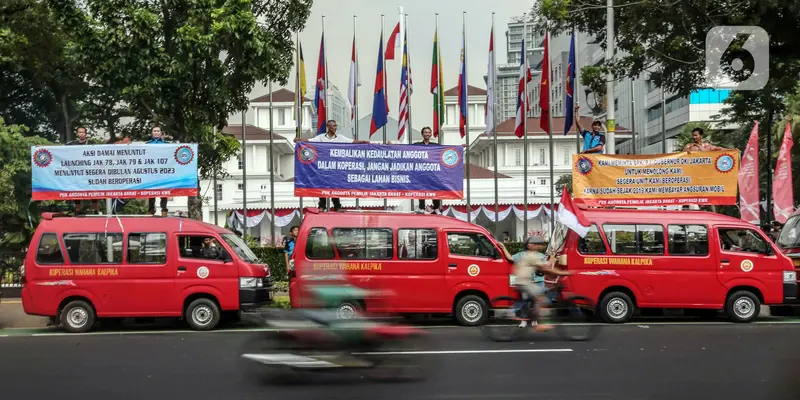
[222,124,289,141]
[467,164,512,179]
[444,85,487,96]
[251,88,311,103]
[492,116,631,136]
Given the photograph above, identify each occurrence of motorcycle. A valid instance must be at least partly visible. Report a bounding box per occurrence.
[240,284,429,384]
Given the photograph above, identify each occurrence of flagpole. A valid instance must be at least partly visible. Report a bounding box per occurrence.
[463,12,471,224]
[382,14,387,211]
[630,79,636,154]
[354,15,360,211]
[268,82,276,245]
[573,29,581,154]
[436,13,442,146]
[322,15,330,211]
[213,126,218,225]
[522,17,529,240]
[491,12,499,239]
[241,111,248,237]
[546,30,555,238]
[405,12,414,212]
[295,32,304,219]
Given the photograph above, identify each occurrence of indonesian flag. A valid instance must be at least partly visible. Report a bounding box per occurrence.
[348,35,360,136]
[773,120,795,223]
[514,38,533,138]
[485,24,495,136]
[556,187,591,238]
[385,21,402,60]
[738,122,760,224]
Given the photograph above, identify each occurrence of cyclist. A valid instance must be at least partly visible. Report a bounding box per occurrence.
[510,236,571,332]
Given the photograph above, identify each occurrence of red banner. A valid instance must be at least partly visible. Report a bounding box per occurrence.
[32,188,198,201]
[773,121,795,223]
[738,123,760,224]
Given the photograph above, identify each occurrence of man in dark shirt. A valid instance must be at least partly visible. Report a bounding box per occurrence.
[146,125,170,216]
[413,127,441,214]
[66,127,100,214]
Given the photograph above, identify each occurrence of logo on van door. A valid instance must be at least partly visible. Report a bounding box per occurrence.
[467,264,481,277]
[197,266,210,279]
[740,260,754,272]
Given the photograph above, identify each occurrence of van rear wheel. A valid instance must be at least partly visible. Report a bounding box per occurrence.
[599,292,634,323]
[60,300,96,333]
[185,298,221,331]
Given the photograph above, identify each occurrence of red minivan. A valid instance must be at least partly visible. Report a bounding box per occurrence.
[21,213,273,332]
[288,208,515,326]
[558,208,797,323]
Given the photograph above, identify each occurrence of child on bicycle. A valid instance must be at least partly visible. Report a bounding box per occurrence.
[504,236,571,332]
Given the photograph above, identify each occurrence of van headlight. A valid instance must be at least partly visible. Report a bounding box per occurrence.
[784,271,797,283]
[239,277,263,288]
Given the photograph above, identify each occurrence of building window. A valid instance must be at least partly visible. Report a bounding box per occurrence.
[278,109,286,125]
[562,147,570,165]
[515,148,522,166]
[237,183,244,191]
[539,148,546,165]
[261,184,267,190]
[215,184,223,201]
[539,178,547,185]
[237,155,243,170]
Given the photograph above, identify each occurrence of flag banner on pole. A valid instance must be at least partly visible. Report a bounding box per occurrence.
[31,144,199,200]
[431,30,444,138]
[564,32,576,135]
[514,38,532,138]
[572,151,740,206]
[773,121,795,223]
[539,32,550,134]
[485,25,494,137]
[398,37,410,140]
[457,29,467,138]
[314,34,327,134]
[386,22,401,60]
[738,122,760,224]
[556,187,591,238]
[294,143,464,199]
[348,35,360,136]
[370,31,388,136]
[294,41,307,121]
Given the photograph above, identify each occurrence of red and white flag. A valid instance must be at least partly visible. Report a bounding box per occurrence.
[738,122,760,224]
[485,23,495,136]
[347,35,360,136]
[514,38,532,138]
[773,120,795,223]
[556,187,591,237]
[385,15,402,60]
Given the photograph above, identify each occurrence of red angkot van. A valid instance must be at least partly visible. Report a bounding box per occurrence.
[21,213,273,332]
[557,208,797,323]
[288,208,515,326]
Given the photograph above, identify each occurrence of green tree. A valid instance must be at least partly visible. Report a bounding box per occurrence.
[0,118,53,255]
[555,174,572,195]
[49,0,313,219]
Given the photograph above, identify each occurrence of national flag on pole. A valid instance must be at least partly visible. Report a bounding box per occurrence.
[564,32,576,135]
[431,29,445,138]
[738,122,760,224]
[294,41,307,121]
[385,22,401,60]
[457,27,467,138]
[539,32,551,135]
[556,187,591,238]
[773,120,795,223]
[348,35,360,136]
[398,37,410,140]
[514,38,532,138]
[313,34,327,134]
[485,24,495,137]
[370,30,388,136]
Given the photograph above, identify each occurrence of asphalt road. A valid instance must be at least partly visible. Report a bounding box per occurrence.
[1,323,799,400]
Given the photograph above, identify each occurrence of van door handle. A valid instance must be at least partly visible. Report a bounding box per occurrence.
[448,263,457,268]
[178,266,187,272]
[721,259,730,263]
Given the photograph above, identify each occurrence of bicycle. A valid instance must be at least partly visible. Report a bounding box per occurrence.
[482,276,601,342]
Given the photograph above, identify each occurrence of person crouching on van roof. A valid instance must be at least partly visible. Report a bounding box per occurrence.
[66,126,100,215]
[294,120,369,212]
[146,124,171,216]
[574,106,605,154]
[413,126,442,214]
[509,236,571,332]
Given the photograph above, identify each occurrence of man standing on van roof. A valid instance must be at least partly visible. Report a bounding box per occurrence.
[66,127,100,215]
[146,124,171,216]
[413,127,442,214]
[294,120,369,211]
[683,127,730,153]
[574,106,605,154]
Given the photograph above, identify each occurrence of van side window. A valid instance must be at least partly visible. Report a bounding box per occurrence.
[578,225,606,254]
[36,233,65,264]
[306,227,335,259]
[63,233,123,264]
[331,228,393,260]
[603,224,664,255]
[447,232,496,258]
[128,233,167,264]
[398,229,438,260]
[668,225,709,256]
[718,228,768,254]
[177,236,223,260]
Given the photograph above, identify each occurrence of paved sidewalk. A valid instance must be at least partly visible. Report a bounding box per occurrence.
[0,300,49,329]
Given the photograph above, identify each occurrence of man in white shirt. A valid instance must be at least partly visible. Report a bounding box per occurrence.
[295,120,368,211]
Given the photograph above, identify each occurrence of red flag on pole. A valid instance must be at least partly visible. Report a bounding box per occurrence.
[738,122,760,224]
[539,32,550,134]
[773,120,795,223]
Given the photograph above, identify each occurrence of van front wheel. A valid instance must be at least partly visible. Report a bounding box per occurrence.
[455,295,488,326]
[726,291,760,323]
[185,298,221,331]
[60,300,96,333]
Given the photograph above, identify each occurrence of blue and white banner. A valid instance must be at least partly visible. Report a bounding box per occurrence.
[294,143,464,199]
[31,143,199,200]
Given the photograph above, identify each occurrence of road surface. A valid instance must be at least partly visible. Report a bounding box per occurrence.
[0,323,798,400]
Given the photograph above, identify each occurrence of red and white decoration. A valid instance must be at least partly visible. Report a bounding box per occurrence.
[229,209,299,228]
[441,205,553,222]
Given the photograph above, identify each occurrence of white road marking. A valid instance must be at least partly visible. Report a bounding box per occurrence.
[354,348,573,355]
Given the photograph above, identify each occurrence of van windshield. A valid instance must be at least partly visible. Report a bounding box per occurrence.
[221,234,260,263]
[777,215,800,249]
